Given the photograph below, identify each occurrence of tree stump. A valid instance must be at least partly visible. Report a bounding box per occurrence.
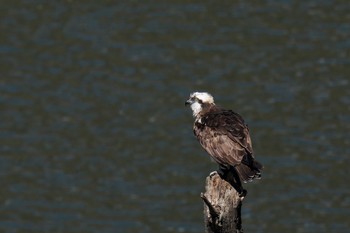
[201,171,244,233]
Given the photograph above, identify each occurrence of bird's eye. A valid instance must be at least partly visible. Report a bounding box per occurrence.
[191,97,202,103]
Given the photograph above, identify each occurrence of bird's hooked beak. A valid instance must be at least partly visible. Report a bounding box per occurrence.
[185,98,193,106]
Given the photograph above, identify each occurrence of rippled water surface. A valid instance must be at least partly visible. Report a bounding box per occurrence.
[1,1,349,232]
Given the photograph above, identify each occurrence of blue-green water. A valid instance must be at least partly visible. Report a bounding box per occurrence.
[1,1,349,232]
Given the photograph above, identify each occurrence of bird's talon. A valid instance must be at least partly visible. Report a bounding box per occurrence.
[209,171,217,177]
[239,189,247,198]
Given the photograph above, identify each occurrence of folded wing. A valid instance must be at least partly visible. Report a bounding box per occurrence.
[194,109,262,182]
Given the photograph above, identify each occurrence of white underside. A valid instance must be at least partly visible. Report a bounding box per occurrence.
[190,102,202,117]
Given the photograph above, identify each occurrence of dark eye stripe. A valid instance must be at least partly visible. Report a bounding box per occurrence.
[190,96,203,104]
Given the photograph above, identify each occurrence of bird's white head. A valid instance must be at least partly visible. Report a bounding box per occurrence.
[185,92,215,118]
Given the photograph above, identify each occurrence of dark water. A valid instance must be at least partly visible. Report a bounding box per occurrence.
[1,1,349,232]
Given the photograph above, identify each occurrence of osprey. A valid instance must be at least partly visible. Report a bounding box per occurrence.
[185,92,263,189]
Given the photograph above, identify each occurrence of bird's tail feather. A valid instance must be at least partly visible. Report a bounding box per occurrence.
[235,161,263,183]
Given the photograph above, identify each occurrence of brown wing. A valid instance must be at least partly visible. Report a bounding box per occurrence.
[194,109,254,167]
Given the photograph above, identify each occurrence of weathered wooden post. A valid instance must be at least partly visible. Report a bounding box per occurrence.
[201,171,244,233]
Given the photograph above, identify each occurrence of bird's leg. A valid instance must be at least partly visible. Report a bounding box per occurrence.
[230,167,247,198]
[217,165,247,198]
[217,164,230,179]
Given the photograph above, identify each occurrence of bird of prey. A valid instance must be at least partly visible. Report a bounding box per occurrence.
[185,92,262,195]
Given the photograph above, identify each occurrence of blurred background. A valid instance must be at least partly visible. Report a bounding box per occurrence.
[1,0,349,232]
